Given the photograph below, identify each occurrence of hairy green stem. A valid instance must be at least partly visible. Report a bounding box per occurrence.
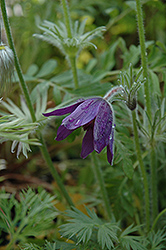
[135,0,151,120]
[150,145,158,221]
[0,20,2,43]
[61,0,72,38]
[135,0,159,227]
[0,0,74,210]
[151,208,166,231]
[69,56,79,89]
[60,0,79,88]
[0,0,36,123]
[91,153,114,221]
[132,110,150,231]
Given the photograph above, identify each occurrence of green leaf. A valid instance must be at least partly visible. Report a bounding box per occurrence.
[119,224,147,250]
[60,207,120,249]
[125,1,136,10]
[97,224,118,249]
[148,69,161,96]
[122,44,140,68]
[47,240,76,250]
[0,188,58,245]
[100,39,122,71]
[26,64,39,76]
[85,58,97,73]
[53,84,62,105]
[72,82,112,97]
[51,70,73,87]
[147,228,166,249]
[36,59,57,77]
[122,158,134,179]
[136,119,150,138]
[91,70,110,83]
[156,41,166,53]
[44,241,57,250]
[20,240,76,250]
[20,243,42,250]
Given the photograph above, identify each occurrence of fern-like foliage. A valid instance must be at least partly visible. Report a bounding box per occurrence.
[0,188,58,248]
[21,240,108,250]
[59,207,120,249]
[0,90,47,157]
[19,219,166,250]
[146,228,166,249]
[21,241,58,250]
[21,243,43,250]
[116,224,147,250]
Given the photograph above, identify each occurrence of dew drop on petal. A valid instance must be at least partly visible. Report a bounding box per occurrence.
[75,119,81,126]
[68,117,74,122]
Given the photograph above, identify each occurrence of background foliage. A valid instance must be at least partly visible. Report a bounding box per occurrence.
[0,0,166,249]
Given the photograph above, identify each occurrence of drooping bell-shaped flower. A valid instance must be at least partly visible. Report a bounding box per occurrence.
[43,97,115,165]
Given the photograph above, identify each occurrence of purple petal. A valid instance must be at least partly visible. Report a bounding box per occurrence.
[94,101,113,153]
[56,125,74,141]
[107,125,115,165]
[43,99,85,117]
[62,98,102,130]
[81,127,94,159]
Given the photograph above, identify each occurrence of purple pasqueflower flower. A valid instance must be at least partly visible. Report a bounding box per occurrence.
[43,97,115,165]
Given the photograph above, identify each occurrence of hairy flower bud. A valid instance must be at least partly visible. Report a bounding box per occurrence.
[118,65,145,111]
[0,44,14,94]
[125,95,137,111]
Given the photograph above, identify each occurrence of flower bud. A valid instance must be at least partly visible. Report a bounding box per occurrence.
[0,44,14,94]
[125,95,137,111]
[118,65,145,111]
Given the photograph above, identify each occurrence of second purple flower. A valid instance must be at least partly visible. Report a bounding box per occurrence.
[43,97,115,165]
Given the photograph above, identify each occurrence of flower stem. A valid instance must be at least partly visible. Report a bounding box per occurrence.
[135,0,159,228]
[0,0,74,208]
[150,145,158,222]
[132,110,150,232]
[0,20,2,43]
[69,56,79,89]
[135,0,151,120]
[91,153,114,221]
[60,0,72,38]
[151,208,166,231]
[60,0,79,88]
[0,0,36,123]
